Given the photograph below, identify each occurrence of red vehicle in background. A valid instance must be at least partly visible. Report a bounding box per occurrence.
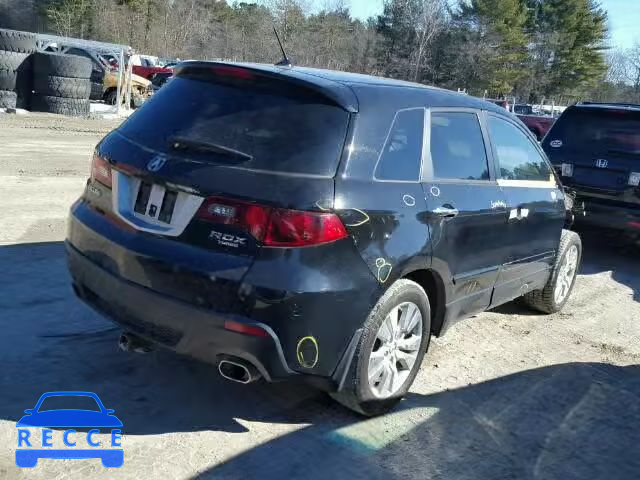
[487,99,555,141]
[130,54,173,80]
[513,104,556,141]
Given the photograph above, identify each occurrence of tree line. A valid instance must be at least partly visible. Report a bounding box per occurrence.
[0,0,635,104]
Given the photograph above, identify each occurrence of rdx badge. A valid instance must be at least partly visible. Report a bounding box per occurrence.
[209,231,247,248]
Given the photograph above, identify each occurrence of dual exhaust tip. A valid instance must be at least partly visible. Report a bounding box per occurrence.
[118,331,261,384]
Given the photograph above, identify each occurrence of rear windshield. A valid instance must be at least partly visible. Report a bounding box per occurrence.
[118,71,350,176]
[549,107,640,154]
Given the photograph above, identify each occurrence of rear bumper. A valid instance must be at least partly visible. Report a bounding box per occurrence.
[67,241,295,381]
[575,198,640,232]
[66,199,379,387]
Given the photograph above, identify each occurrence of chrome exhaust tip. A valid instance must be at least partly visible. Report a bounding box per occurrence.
[218,359,260,384]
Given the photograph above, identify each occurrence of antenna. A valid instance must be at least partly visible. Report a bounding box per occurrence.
[273,27,292,67]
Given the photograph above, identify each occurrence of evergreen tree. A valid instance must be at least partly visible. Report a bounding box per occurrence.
[527,0,608,99]
[455,0,528,96]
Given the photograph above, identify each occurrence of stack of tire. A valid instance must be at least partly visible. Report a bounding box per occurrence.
[32,52,92,116]
[0,28,37,110]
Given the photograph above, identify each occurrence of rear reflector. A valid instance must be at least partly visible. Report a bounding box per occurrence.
[224,320,269,338]
[197,197,348,247]
[90,152,112,188]
[628,221,640,229]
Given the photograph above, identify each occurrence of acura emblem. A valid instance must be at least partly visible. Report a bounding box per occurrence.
[595,159,608,168]
[147,155,167,172]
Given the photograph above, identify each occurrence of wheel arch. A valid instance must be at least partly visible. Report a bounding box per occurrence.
[403,268,447,336]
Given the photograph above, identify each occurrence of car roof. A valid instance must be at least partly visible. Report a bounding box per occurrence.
[176,61,509,115]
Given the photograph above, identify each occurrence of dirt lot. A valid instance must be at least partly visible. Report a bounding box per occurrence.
[0,113,639,480]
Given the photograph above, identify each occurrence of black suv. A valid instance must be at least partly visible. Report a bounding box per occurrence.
[66,62,581,415]
[543,102,640,233]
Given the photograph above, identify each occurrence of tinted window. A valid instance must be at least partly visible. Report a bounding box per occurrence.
[514,105,533,115]
[375,108,424,181]
[431,112,489,181]
[547,107,640,154]
[119,73,350,176]
[489,116,552,181]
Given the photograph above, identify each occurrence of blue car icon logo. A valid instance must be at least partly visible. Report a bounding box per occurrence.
[16,391,123,468]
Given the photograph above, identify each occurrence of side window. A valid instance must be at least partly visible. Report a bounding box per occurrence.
[430,112,489,181]
[488,116,552,182]
[375,108,425,181]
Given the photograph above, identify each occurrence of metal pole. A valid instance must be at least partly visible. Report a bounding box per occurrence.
[125,59,132,111]
[116,49,124,115]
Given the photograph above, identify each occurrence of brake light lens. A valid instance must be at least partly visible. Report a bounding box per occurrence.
[196,197,348,247]
[264,209,347,247]
[561,163,573,177]
[210,66,254,80]
[198,197,271,240]
[91,153,112,188]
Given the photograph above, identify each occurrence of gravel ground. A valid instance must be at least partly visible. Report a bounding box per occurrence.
[0,113,639,480]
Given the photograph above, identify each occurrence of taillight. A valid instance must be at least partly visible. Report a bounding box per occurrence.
[196,197,348,247]
[198,197,271,240]
[91,152,112,188]
[264,209,347,247]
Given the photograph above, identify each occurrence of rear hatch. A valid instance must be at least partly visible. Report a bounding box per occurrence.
[543,106,640,203]
[82,63,353,309]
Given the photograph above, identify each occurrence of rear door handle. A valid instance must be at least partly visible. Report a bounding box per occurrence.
[432,205,459,218]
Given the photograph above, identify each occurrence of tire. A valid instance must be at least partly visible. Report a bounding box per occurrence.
[0,89,17,108]
[0,68,17,90]
[330,279,431,416]
[33,52,92,79]
[522,229,582,313]
[90,81,103,100]
[34,75,91,99]
[0,50,29,72]
[0,28,37,53]
[104,89,116,105]
[31,94,90,116]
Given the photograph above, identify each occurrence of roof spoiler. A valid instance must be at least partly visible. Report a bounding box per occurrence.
[174,61,358,113]
[576,101,640,109]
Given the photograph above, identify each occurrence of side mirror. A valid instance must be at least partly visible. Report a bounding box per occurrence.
[105,409,115,414]
[23,409,34,414]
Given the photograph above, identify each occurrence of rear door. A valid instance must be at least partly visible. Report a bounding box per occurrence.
[486,114,565,306]
[422,108,509,320]
[543,106,640,204]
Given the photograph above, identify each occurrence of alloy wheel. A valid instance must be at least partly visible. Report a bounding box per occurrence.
[554,245,578,304]
[367,301,423,398]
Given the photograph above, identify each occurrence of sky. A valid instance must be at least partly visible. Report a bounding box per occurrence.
[346,0,639,49]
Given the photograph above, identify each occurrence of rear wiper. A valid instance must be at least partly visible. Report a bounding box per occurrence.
[169,136,253,162]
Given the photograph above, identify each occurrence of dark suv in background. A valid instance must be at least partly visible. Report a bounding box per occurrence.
[543,102,640,232]
[67,62,581,415]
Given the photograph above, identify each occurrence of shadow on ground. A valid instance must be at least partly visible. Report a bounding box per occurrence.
[0,242,330,435]
[196,362,640,480]
[491,224,640,317]
[576,225,640,302]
